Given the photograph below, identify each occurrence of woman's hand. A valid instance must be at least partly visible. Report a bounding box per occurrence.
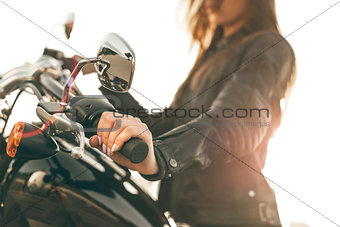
[89,112,159,175]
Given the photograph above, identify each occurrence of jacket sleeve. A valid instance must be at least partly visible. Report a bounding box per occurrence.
[142,32,295,181]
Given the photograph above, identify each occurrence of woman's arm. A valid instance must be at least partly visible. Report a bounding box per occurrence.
[90,32,295,180]
[142,32,295,180]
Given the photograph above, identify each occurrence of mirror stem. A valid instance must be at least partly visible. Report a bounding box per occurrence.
[61,57,98,104]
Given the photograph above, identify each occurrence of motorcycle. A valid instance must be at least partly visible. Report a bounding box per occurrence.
[0,18,174,227]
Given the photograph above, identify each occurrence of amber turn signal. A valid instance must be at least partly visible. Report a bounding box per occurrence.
[6,122,25,158]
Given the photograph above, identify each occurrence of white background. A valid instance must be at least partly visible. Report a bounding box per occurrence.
[1,1,340,226]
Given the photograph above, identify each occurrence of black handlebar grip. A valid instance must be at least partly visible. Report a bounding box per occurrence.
[119,138,149,163]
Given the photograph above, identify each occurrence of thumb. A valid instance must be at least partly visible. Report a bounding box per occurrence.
[89,135,101,150]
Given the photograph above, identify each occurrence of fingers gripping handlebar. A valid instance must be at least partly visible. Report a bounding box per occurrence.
[69,96,149,163]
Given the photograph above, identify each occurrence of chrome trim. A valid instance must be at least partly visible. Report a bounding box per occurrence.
[61,57,108,103]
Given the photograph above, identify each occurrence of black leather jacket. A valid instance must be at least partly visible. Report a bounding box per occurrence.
[101,30,295,226]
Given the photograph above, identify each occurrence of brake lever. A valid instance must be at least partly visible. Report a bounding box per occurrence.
[36,106,85,159]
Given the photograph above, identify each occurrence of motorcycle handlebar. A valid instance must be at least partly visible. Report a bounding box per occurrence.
[36,63,149,164]
[0,56,148,163]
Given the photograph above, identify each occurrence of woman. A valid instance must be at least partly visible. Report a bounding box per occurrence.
[90,0,296,226]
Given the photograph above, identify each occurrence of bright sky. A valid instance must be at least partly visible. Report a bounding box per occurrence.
[1,1,340,226]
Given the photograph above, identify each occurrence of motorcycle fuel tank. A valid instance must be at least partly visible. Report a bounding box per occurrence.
[0,143,168,227]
